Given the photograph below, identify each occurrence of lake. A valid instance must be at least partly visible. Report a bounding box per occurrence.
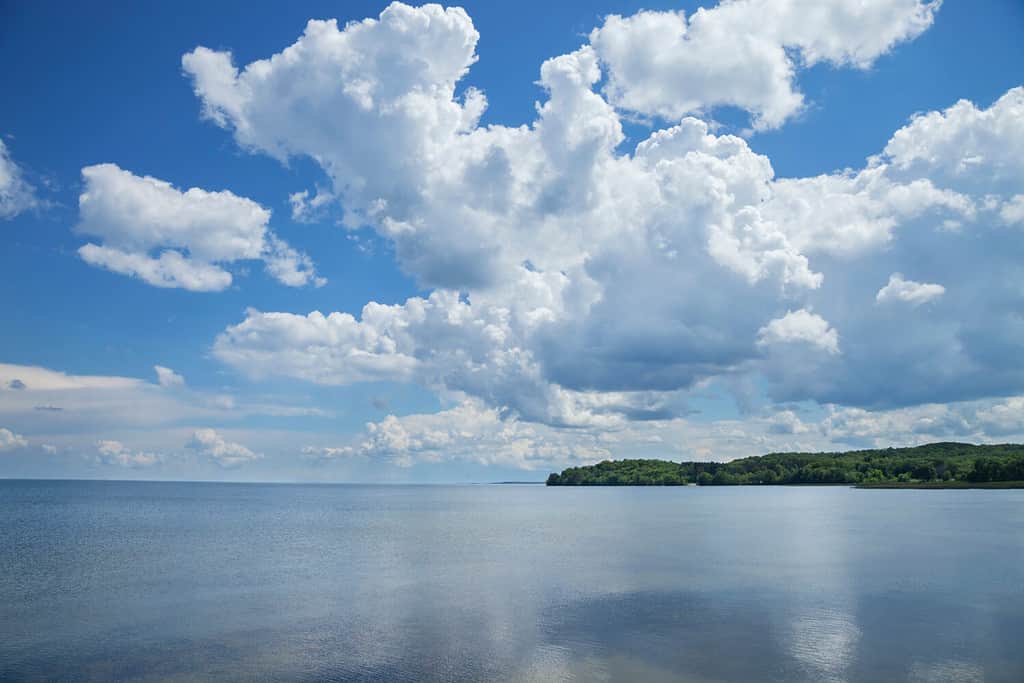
[1,481,1022,682]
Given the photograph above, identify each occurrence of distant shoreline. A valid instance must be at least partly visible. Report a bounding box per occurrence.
[545,442,1024,487]
[541,482,1024,489]
[856,480,1024,489]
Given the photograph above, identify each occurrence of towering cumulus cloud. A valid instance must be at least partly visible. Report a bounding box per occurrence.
[76,164,324,291]
[589,0,940,129]
[180,2,1024,465]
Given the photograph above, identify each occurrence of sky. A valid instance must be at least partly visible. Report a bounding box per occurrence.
[1,0,1023,482]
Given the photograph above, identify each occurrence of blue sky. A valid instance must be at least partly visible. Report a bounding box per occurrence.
[1,0,1023,481]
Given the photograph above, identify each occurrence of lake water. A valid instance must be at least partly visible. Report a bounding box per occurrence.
[1,481,1022,682]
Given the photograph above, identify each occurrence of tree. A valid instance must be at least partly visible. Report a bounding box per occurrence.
[544,443,1024,486]
[912,464,937,481]
[712,470,736,485]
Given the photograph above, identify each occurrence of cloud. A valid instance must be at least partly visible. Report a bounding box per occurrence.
[301,445,356,463]
[882,87,1024,192]
[78,244,231,292]
[0,427,28,451]
[95,439,161,467]
[876,273,945,306]
[262,235,327,288]
[818,395,1024,446]
[154,365,185,387]
[974,397,1024,436]
[289,188,335,223]
[212,305,421,386]
[589,0,939,129]
[767,410,815,436]
[187,5,1024,432]
[212,287,686,428]
[75,164,323,291]
[337,391,1024,470]
[186,428,261,467]
[757,309,840,355]
[0,362,324,439]
[0,138,40,220]
[1000,195,1024,226]
[345,400,613,470]
[9,1,1024,481]
[334,391,1024,470]
[0,361,200,434]
[764,167,973,257]
[185,3,893,299]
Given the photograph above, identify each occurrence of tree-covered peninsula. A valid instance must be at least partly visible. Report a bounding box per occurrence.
[545,442,1024,487]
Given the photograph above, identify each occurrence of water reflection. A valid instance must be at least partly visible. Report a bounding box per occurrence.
[785,606,860,682]
[1,482,1023,682]
[770,490,860,682]
[909,660,984,683]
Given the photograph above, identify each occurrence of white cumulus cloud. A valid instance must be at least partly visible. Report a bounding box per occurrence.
[757,309,840,355]
[1000,195,1024,226]
[95,440,161,468]
[347,400,613,470]
[154,365,185,387]
[76,164,323,291]
[185,4,1024,430]
[590,0,939,129]
[883,87,1024,191]
[876,273,945,306]
[187,428,261,467]
[0,427,28,451]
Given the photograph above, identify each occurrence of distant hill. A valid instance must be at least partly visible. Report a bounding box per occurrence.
[545,442,1024,487]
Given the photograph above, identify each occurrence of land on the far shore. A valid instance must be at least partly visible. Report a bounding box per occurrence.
[856,480,1024,489]
[545,442,1024,487]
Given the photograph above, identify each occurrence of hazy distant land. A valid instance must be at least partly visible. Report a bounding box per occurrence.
[545,442,1024,487]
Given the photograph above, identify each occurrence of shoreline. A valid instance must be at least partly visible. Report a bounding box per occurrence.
[546,481,1024,489]
[855,481,1024,489]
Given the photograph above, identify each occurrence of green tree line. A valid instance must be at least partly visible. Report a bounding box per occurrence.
[545,442,1024,486]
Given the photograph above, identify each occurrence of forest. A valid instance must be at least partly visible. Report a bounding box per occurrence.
[545,442,1024,486]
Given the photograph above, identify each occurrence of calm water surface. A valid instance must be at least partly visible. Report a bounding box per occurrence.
[1,481,1022,682]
